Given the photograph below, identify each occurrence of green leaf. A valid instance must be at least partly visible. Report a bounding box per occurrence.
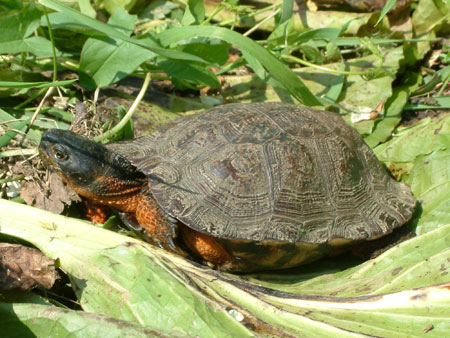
[374,113,450,163]
[158,60,220,88]
[159,26,321,106]
[181,0,205,26]
[38,0,207,64]
[268,17,294,42]
[178,42,230,66]
[106,6,136,36]
[102,0,138,14]
[293,28,341,44]
[0,3,55,57]
[375,0,397,26]
[340,46,404,135]
[79,9,156,89]
[1,199,449,337]
[374,113,450,235]
[364,72,422,147]
[0,117,31,148]
[407,150,450,235]
[0,303,178,337]
[0,108,41,146]
[404,96,450,110]
[0,36,55,58]
[412,0,450,35]
[0,2,41,42]
[0,79,76,88]
[0,0,23,12]
[280,0,294,23]
[0,200,251,337]
[323,74,344,103]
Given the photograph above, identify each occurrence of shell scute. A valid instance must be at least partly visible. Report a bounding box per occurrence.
[109,102,416,244]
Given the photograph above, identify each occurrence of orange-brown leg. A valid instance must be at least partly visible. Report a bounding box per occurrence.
[179,225,234,269]
[83,199,110,224]
[135,192,185,255]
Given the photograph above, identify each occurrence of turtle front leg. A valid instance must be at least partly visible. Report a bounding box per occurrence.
[135,191,186,256]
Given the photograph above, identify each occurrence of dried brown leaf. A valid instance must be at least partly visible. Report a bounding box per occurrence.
[0,243,57,290]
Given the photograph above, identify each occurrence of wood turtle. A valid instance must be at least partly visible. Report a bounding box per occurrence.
[39,102,417,272]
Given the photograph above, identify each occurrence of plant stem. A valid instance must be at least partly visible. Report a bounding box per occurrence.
[93,72,152,143]
[43,7,58,82]
[282,55,372,76]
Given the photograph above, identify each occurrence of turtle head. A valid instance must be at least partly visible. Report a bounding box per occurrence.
[39,129,146,199]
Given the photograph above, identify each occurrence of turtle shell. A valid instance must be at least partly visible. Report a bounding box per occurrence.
[107,102,416,246]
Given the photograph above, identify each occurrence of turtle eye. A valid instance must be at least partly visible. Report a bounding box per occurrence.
[52,144,69,161]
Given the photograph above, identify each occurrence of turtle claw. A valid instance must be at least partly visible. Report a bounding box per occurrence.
[118,212,142,231]
[166,235,177,252]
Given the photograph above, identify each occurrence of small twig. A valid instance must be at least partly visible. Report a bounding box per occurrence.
[92,87,100,116]
[243,9,280,37]
[0,149,37,159]
[219,2,282,27]
[0,118,28,125]
[19,86,54,147]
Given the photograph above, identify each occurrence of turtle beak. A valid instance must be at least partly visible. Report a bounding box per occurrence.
[39,134,57,171]
[38,129,68,172]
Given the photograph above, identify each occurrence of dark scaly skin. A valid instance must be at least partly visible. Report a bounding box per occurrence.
[39,129,234,268]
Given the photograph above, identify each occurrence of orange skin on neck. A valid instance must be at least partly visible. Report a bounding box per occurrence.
[63,173,233,268]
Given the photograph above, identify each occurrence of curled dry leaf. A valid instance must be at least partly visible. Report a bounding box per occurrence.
[21,172,81,214]
[0,243,57,291]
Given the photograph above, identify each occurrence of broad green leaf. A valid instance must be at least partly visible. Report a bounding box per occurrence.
[412,0,450,35]
[38,0,207,63]
[159,26,321,106]
[374,113,450,235]
[339,47,404,135]
[106,6,136,35]
[0,2,41,41]
[374,113,450,163]
[0,199,251,337]
[181,0,205,26]
[78,38,158,74]
[411,0,449,58]
[220,46,403,120]
[0,2,54,57]
[253,224,450,295]
[158,60,220,88]
[101,0,138,14]
[178,42,230,66]
[0,303,178,337]
[364,72,422,147]
[79,9,156,89]
[0,36,54,57]
[407,150,450,234]
[0,199,449,337]
[323,72,344,103]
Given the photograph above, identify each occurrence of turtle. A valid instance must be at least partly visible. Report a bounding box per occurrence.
[39,102,417,272]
